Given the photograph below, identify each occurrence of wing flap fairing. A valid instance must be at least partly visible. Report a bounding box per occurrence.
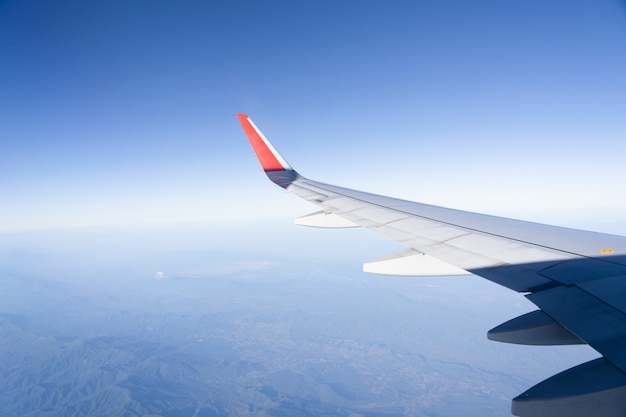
[488,310,583,345]
[295,211,359,228]
[363,248,471,276]
[512,358,626,417]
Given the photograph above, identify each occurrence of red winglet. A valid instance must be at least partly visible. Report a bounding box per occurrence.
[237,114,292,172]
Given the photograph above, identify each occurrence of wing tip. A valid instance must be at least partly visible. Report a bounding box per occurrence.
[237,113,291,172]
[237,113,298,187]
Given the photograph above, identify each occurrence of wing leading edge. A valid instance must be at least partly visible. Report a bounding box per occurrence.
[236,113,626,417]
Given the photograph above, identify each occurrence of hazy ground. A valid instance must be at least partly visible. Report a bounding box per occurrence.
[0,221,598,417]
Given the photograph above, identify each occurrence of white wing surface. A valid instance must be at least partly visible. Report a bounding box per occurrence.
[237,114,626,417]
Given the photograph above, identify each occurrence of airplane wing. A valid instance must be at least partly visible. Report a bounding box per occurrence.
[236,113,626,417]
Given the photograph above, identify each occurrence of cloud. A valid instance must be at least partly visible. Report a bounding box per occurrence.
[233,260,279,271]
[168,260,281,278]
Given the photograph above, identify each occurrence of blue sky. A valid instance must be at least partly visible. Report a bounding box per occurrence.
[2,0,626,231]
